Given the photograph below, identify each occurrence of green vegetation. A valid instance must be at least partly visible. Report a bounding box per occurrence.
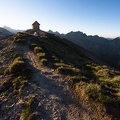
[30,39,48,66]
[20,97,35,120]
[12,76,27,96]
[4,57,25,75]
[34,46,43,53]
[1,75,28,96]
[3,55,33,95]
[84,83,113,104]
[37,52,46,60]
[13,32,31,44]
[29,33,120,117]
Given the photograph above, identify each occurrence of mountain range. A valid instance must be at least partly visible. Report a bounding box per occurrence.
[0,27,13,38]
[3,26,24,33]
[0,26,24,39]
[48,30,120,70]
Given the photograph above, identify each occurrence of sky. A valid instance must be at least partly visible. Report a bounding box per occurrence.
[0,0,120,38]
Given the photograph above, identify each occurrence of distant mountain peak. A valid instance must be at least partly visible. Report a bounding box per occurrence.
[117,37,120,39]
[0,27,13,38]
[3,26,24,33]
[114,36,120,40]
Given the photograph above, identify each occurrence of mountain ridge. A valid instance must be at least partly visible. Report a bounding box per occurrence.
[0,27,13,38]
[0,31,120,119]
[3,26,24,33]
[48,30,120,69]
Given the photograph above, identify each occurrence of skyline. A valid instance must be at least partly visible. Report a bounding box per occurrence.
[0,0,120,38]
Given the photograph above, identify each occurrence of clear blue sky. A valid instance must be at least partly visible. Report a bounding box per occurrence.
[0,0,120,38]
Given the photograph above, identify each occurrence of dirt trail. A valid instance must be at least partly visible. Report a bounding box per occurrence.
[23,45,92,120]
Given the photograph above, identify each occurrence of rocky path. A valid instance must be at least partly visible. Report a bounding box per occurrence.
[22,45,92,120]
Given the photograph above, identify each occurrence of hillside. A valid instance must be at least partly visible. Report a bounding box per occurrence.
[64,31,120,69]
[0,27,13,38]
[49,30,120,70]
[0,31,120,119]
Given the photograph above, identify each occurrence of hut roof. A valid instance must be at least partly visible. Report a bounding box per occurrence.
[32,21,40,25]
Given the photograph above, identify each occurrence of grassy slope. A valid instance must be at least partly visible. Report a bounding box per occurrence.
[0,32,120,119]
[29,32,120,119]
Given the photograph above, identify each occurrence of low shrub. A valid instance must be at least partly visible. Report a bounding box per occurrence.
[20,108,33,120]
[13,35,27,44]
[97,93,113,105]
[34,47,43,53]
[12,76,27,95]
[84,84,100,100]
[9,57,25,73]
[13,38,26,44]
[4,57,25,75]
[13,32,30,44]
[40,58,48,66]
[9,61,25,73]
[54,62,70,67]
[4,68,9,75]
[20,97,35,120]
[37,53,46,60]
